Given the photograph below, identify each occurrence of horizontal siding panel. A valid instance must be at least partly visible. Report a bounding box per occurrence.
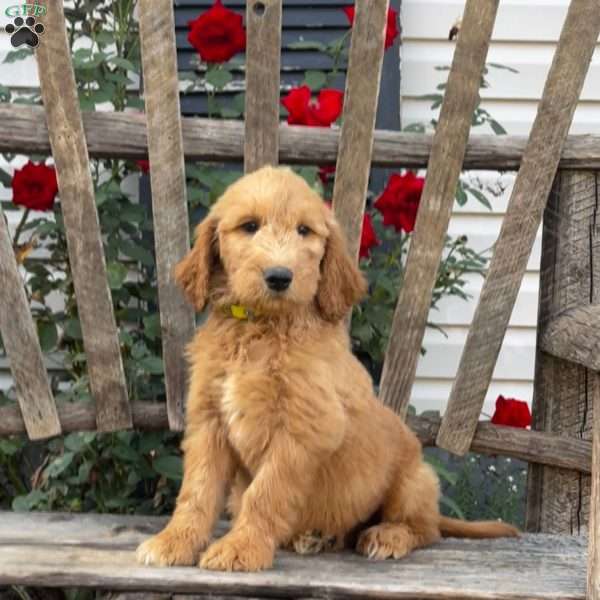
[412,379,533,416]
[416,326,536,381]
[401,98,600,136]
[447,215,542,272]
[402,45,600,102]
[402,0,587,43]
[431,272,540,328]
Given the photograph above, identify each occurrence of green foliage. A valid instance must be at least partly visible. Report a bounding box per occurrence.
[3,431,181,514]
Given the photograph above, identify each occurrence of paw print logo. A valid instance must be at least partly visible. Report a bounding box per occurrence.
[4,16,45,48]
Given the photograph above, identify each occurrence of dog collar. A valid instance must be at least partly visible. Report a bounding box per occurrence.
[224,304,261,320]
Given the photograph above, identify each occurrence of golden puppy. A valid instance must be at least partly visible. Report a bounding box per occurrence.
[136,166,518,572]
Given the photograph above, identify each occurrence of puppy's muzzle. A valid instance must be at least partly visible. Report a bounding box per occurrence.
[264,266,293,292]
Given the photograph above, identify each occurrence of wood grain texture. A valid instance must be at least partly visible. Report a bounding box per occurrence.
[0,511,587,599]
[0,401,167,436]
[5,104,600,169]
[139,0,195,432]
[437,1,600,456]
[0,208,61,440]
[525,172,599,535]
[244,0,282,173]
[378,0,499,417]
[589,373,600,599]
[0,401,589,472]
[540,305,600,370]
[35,0,131,432]
[331,0,388,259]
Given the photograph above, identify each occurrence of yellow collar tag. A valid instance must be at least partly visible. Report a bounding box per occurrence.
[228,304,260,320]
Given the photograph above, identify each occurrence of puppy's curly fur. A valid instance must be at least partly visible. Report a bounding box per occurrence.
[136,166,518,572]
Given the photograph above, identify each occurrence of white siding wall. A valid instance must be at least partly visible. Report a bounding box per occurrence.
[404,0,600,415]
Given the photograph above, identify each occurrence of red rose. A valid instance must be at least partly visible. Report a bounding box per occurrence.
[136,160,150,173]
[374,172,424,233]
[359,213,379,259]
[281,86,344,127]
[343,5,399,50]
[12,161,58,212]
[187,0,246,64]
[318,165,336,185]
[491,395,532,429]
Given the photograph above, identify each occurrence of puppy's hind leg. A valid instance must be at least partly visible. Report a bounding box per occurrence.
[356,462,441,560]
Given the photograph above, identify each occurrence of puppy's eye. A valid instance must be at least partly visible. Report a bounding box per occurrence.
[297,224,311,237]
[240,221,259,234]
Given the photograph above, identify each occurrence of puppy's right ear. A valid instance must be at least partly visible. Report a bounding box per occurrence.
[174,216,218,311]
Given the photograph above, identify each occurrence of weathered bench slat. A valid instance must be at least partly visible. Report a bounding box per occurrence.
[378,0,499,417]
[331,0,388,259]
[36,1,131,431]
[0,511,586,599]
[436,0,600,456]
[139,0,195,432]
[6,104,600,170]
[244,0,282,172]
[0,208,61,440]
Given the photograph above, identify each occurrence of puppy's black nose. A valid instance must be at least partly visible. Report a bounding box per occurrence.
[264,267,293,292]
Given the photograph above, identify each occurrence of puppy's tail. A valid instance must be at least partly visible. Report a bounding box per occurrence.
[438,516,519,539]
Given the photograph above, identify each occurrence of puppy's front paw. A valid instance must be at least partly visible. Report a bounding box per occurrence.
[200,530,274,572]
[136,529,207,567]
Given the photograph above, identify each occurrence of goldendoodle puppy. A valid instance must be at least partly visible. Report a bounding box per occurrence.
[136,166,518,572]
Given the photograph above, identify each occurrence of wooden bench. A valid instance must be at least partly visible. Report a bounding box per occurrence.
[1,0,600,598]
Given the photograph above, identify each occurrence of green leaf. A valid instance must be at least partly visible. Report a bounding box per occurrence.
[287,40,327,51]
[489,119,507,135]
[37,320,58,352]
[466,187,492,210]
[64,433,87,453]
[63,318,83,340]
[487,62,519,73]
[153,455,183,480]
[0,83,11,102]
[0,438,21,456]
[138,355,164,375]
[220,107,242,119]
[119,239,154,266]
[131,340,148,360]
[440,495,466,519]
[107,261,128,289]
[108,56,137,72]
[455,183,468,206]
[0,168,13,187]
[303,70,327,91]
[45,452,75,478]
[143,314,161,341]
[12,489,46,512]
[3,47,33,64]
[205,68,233,90]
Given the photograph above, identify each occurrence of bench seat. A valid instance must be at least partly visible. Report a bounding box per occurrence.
[0,511,587,599]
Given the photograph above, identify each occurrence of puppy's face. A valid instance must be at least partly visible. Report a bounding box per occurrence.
[175,166,366,322]
[216,170,329,313]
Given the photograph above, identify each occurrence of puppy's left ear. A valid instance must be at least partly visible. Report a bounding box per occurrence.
[316,217,367,322]
[173,216,218,311]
